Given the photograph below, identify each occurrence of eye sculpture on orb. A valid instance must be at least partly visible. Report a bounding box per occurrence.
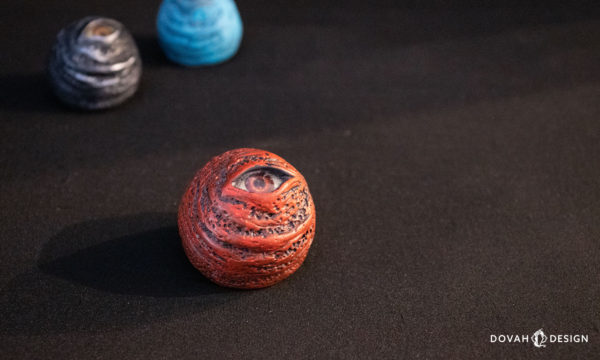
[47,17,142,110]
[178,149,316,289]
[156,0,243,66]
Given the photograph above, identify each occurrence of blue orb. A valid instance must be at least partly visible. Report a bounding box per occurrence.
[157,0,243,66]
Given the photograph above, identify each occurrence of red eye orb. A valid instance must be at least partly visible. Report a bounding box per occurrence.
[178,148,316,289]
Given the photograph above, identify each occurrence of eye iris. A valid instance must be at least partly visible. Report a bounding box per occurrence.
[245,173,275,193]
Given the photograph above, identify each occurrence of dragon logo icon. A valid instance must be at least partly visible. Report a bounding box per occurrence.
[532,328,548,348]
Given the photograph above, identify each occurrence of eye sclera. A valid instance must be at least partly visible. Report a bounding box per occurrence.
[231,167,292,193]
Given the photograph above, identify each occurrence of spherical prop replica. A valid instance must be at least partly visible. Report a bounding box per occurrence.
[178,149,316,289]
[157,0,243,66]
[47,17,142,110]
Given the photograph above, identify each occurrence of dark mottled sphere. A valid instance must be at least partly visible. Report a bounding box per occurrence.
[178,148,316,289]
[47,17,142,110]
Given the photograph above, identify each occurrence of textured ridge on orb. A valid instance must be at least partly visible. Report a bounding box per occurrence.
[178,148,316,289]
[157,0,243,66]
[47,16,142,110]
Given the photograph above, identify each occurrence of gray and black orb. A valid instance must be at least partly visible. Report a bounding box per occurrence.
[48,17,142,110]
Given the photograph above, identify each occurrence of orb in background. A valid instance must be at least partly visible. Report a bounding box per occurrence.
[47,16,142,110]
[157,0,243,66]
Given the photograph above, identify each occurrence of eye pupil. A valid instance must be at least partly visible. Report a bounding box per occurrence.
[245,173,275,193]
[253,178,265,188]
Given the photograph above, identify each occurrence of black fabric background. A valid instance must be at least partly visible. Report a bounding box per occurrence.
[1,1,600,358]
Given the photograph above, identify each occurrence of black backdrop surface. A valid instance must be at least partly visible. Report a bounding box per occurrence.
[1,1,600,358]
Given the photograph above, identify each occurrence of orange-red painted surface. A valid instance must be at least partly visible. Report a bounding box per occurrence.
[178,148,316,289]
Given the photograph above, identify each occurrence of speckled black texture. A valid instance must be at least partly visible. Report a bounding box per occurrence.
[47,16,141,110]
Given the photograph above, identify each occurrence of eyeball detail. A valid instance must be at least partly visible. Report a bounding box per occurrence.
[232,167,291,193]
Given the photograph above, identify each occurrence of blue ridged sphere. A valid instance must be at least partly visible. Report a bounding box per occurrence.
[157,0,243,66]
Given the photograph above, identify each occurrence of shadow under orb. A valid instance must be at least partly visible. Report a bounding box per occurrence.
[37,213,223,297]
[0,213,238,335]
